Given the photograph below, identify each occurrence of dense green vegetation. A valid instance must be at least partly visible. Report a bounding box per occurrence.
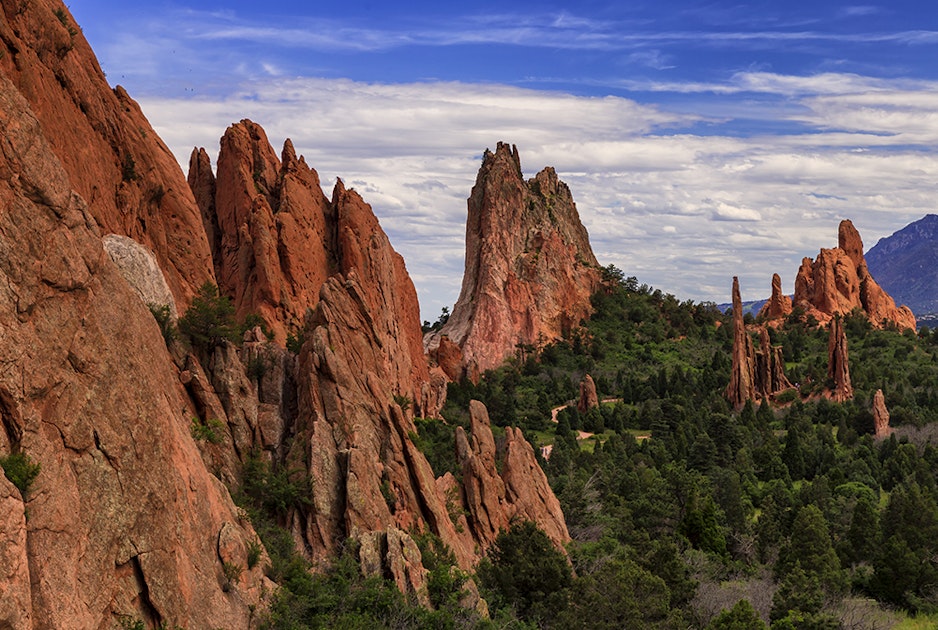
[255,267,938,628]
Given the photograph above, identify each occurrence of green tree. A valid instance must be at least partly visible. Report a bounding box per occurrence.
[178,281,238,349]
[777,505,844,593]
[708,599,767,630]
[477,521,571,623]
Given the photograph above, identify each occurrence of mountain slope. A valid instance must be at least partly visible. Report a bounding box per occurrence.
[866,214,938,316]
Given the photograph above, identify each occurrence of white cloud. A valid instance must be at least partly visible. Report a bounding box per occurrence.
[137,73,938,316]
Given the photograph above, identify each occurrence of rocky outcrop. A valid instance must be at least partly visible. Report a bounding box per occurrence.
[428,142,602,374]
[103,234,178,318]
[758,273,792,323]
[190,121,437,417]
[285,277,569,574]
[725,277,793,409]
[827,317,854,403]
[577,374,599,413]
[726,277,756,409]
[455,401,570,553]
[791,220,915,331]
[0,66,267,627]
[755,328,792,397]
[0,0,215,307]
[872,389,891,439]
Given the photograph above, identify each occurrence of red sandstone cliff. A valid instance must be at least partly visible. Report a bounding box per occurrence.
[0,0,214,307]
[189,127,570,585]
[758,273,793,322]
[791,220,915,330]
[189,121,436,417]
[428,142,602,376]
[0,56,268,628]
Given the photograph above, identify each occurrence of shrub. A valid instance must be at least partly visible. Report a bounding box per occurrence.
[148,303,177,346]
[246,538,263,569]
[222,560,242,592]
[178,282,238,350]
[190,418,225,444]
[0,452,40,495]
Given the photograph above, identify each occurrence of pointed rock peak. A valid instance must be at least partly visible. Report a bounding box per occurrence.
[839,219,864,267]
[790,219,915,331]
[281,138,298,169]
[332,177,347,201]
[431,143,601,373]
[732,275,743,311]
[483,141,522,178]
[827,316,853,402]
[759,272,793,322]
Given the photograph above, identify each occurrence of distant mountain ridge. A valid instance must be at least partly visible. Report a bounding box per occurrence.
[866,214,938,317]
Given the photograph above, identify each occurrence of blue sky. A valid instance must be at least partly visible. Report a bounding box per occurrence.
[69,1,938,317]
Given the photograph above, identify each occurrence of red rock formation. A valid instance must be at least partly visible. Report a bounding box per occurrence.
[0,0,215,307]
[190,121,435,416]
[758,273,793,322]
[827,317,854,402]
[726,277,793,409]
[0,66,267,627]
[577,374,600,414]
[755,328,793,396]
[872,389,892,439]
[455,401,570,553]
[429,142,602,374]
[792,220,915,330]
[286,278,569,573]
[726,277,757,409]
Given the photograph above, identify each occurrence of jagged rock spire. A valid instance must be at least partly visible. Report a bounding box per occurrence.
[427,142,601,374]
[726,277,756,409]
[726,277,794,409]
[827,316,854,402]
[872,389,892,439]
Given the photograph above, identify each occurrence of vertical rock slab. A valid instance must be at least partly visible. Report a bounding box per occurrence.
[577,374,599,414]
[828,317,854,402]
[758,273,792,322]
[0,72,267,628]
[725,277,756,409]
[872,389,891,439]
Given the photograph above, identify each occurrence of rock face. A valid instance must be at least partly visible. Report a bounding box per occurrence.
[577,374,599,413]
[791,220,915,330]
[429,142,602,375]
[190,125,569,577]
[725,277,793,409]
[1,3,573,623]
[0,0,214,308]
[758,273,793,322]
[872,389,892,439]
[285,277,569,575]
[189,121,435,417]
[453,401,570,553]
[0,62,267,627]
[827,317,854,403]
